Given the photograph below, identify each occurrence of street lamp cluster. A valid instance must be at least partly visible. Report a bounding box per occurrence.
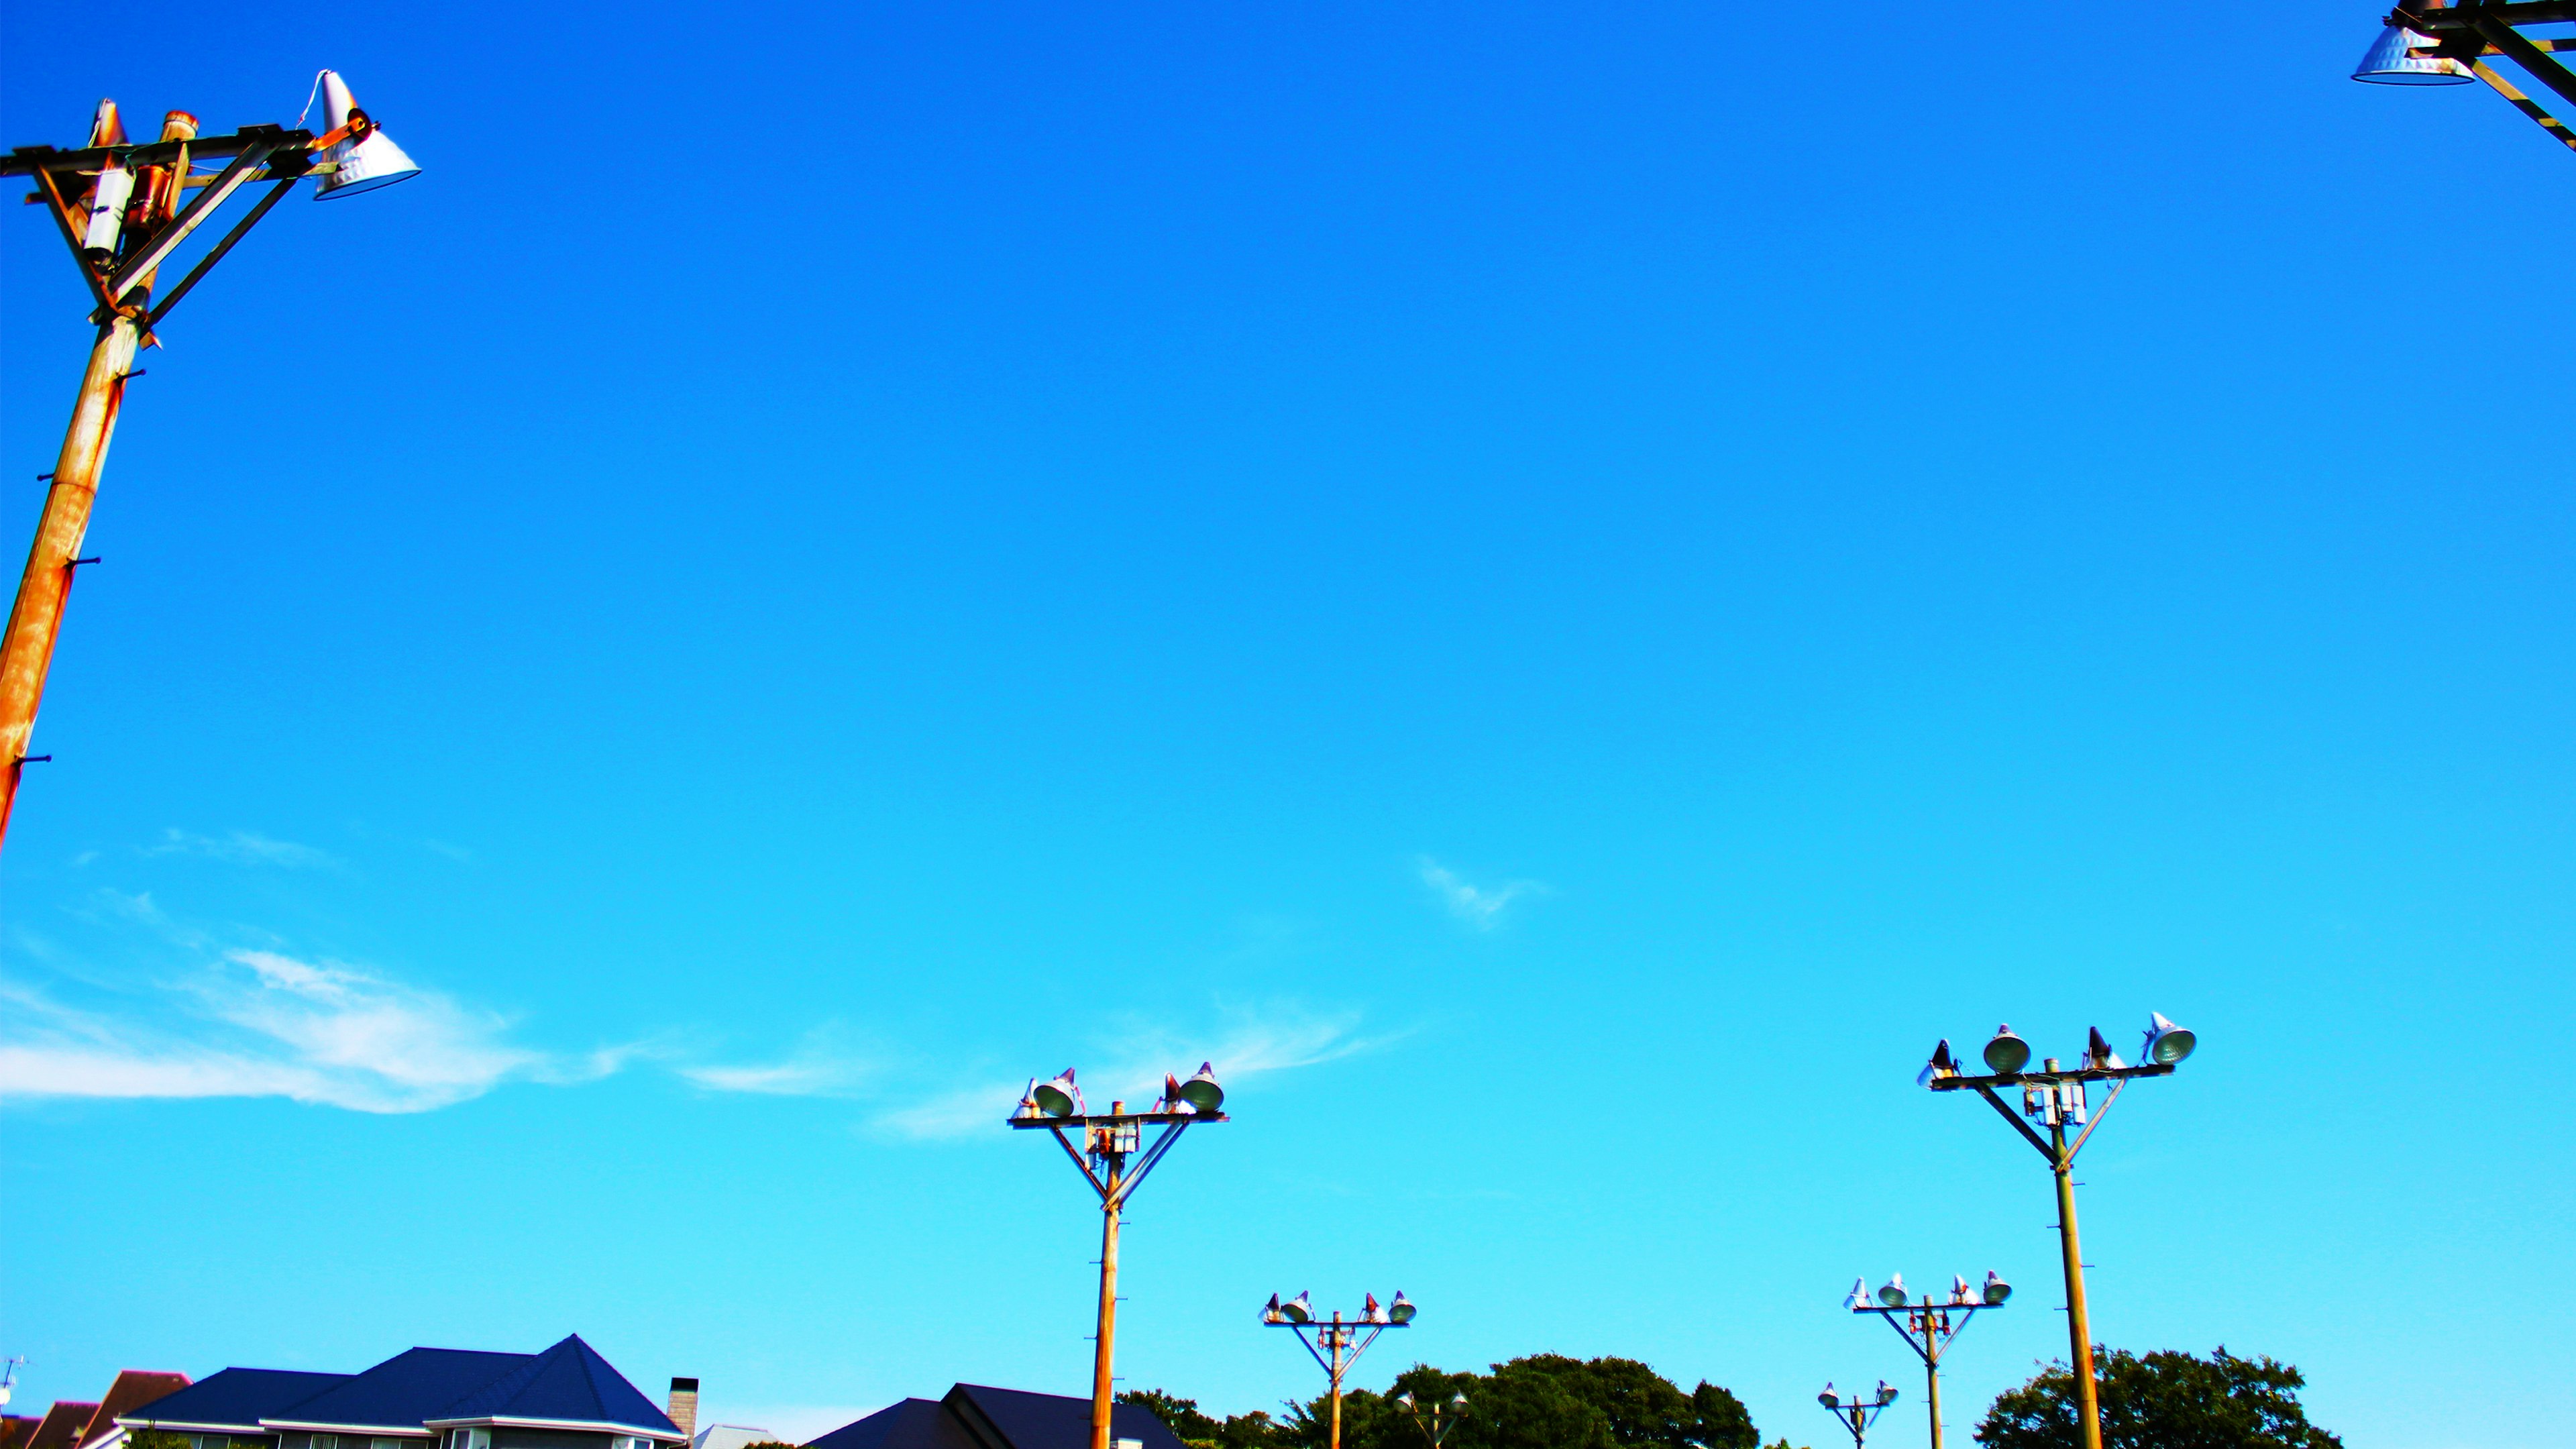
[1815,1383,1898,1449]
[1393,1392,1469,1449]
[1888,1013,2198,1449]
[0,72,418,851]
[1839,1273,2008,1449]
[1262,1293,1414,1449]
[1010,1063,1229,1449]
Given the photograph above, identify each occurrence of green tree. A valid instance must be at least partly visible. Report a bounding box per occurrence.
[1121,1387,1287,1449]
[1975,1347,2341,1449]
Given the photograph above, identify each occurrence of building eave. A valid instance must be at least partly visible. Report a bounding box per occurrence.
[421,1421,678,1441]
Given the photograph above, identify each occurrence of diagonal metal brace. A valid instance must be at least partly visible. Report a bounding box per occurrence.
[1972,1083,2057,1163]
[2467,9,2576,109]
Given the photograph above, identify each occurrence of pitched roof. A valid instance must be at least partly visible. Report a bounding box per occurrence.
[2,1417,40,1449]
[804,1401,965,1449]
[117,1371,352,1434]
[28,1404,99,1449]
[804,1389,1183,1449]
[945,1387,1181,1449]
[423,1337,677,1440]
[261,1351,533,1434]
[82,1373,192,1446]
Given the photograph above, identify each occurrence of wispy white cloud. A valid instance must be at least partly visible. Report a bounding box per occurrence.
[680,1027,877,1098]
[1419,857,1545,930]
[868,1005,1397,1141]
[0,951,598,1113]
[146,828,336,869]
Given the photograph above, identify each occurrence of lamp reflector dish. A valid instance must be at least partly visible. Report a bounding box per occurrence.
[1876,1274,1908,1308]
[313,71,421,199]
[1388,1291,1417,1324]
[2352,25,2475,84]
[1982,1025,2031,1075]
[1033,1067,1083,1118]
[1983,1270,2012,1305]
[2143,1012,2197,1065]
[1176,1061,1224,1112]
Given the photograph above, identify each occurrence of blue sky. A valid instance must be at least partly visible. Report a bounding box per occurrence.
[3,3,2571,1447]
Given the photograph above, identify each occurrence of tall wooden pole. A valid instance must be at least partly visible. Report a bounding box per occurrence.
[0,313,137,846]
[1091,1154,1122,1449]
[2049,1087,2102,1449]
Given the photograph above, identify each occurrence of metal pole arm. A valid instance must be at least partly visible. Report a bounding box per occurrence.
[2465,11,2576,109]
[1970,1083,2057,1163]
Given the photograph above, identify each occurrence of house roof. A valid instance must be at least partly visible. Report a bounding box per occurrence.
[117,1371,353,1434]
[803,1401,969,1449]
[260,1351,533,1435]
[3,1416,41,1449]
[804,1388,1183,1449]
[82,1373,193,1446]
[423,1336,678,1440]
[27,1404,99,1449]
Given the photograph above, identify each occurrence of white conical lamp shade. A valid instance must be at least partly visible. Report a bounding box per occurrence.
[2352,26,2475,85]
[315,70,423,198]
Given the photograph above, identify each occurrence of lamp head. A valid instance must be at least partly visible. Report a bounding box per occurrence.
[1876,1274,1908,1308]
[1388,1291,1417,1324]
[1032,1067,1083,1118]
[1281,1291,1313,1324]
[2142,1012,2196,1065]
[313,70,421,199]
[1817,1385,1837,1408]
[1176,1061,1225,1112]
[1843,1277,1870,1311]
[2352,25,2475,84]
[1451,1395,1468,1408]
[1983,1024,2031,1075]
[1262,1294,1283,1324]
[2085,1027,2127,1072]
[1983,1270,2012,1305]
[1950,1275,1972,1305]
[1876,1383,1898,1405]
[1917,1038,1955,1088]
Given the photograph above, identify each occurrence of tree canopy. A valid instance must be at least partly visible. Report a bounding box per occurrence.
[1126,1355,1759,1449]
[1974,1346,2341,1449]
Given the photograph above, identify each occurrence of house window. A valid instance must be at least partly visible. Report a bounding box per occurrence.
[315,1435,339,1449]
[371,1438,402,1449]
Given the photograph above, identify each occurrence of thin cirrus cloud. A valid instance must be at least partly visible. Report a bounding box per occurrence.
[0,951,623,1114]
[865,1007,1395,1142]
[1419,857,1546,930]
[144,828,337,869]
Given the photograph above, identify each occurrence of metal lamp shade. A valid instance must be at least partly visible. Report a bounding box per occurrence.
[1280,1291,1313,1324]
[2143,1012,2197,1065]
[1876,1275,1908,1308]
[1387,1291,1416,1324]
[1175,1062,1224,1112]
[1983,1271,2012,1305]
[1982,1026,2031,1075]
[314,70,422,199]
[2352,26,2474,85]
[1033,1068,1083,1118]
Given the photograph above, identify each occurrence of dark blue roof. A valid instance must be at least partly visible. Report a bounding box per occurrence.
[809,1388,1184,1449]
[947,1387,1182,1449]
[117,1371,351,1432]
[427,1336,677,1436]
[804,1401,968,1449]
[264,1350,532,1433]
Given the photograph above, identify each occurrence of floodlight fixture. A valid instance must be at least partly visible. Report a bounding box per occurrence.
[1388,1291,1417,1324]
[1982,1026,2031,1075]
[2084,1028,2126,1072]
[1281,1291,1314,1324]
[311,71,421,198]
[0,72,424,852]
[1876,1275,1908,1309]
[2353,23,2476,82]
[2142,1012,2196,1065]
[2347,3,2576,159]
[1032,1068,1083,1118]
[1917,1039,1957,1087]
[1816,1382,1896,1449]
[1983,1271,2012,1305]
[1176,1061,1226,1112]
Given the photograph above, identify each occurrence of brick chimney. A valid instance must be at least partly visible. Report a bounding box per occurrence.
[666,1379,699,1442]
